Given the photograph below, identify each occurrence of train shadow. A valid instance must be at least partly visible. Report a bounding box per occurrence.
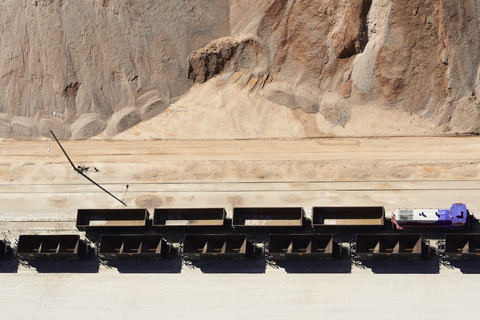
[360,258,440,274]
[271,258,351,273]
[103,257,182,273]
[0,259,19,273]
[446,260,480,274]
[26,258,100,273]
[186,259,266,274]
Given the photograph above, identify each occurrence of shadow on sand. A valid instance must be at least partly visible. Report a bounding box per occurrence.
[25,258,100,273]
[270,258,352,273]
[103,257,183,273]
[360,258,440,274]
[0,259,19,273]
[444,260,480,274]
[186,258,266,274]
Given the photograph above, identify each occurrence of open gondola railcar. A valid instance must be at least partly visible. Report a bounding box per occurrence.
[17,235,89,260]
[355,234,423,259]
[0,240,13,259]
[267,234,334,259]
[76,208,149,230]
[232,207,303,227]
[99,234,173,259]
[312,206,384,227]
[445,233,480,259]
[153,208,225,227]
[182,234,254,259]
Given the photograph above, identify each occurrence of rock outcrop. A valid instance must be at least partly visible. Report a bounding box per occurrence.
[187,34,268,83]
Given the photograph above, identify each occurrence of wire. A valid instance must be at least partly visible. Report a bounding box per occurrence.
[50,130,127,206]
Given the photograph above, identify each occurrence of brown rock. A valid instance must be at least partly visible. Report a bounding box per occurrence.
[187,34,267,83]
[333,0,372,59]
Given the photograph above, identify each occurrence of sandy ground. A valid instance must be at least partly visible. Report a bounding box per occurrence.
[1,136,480,319]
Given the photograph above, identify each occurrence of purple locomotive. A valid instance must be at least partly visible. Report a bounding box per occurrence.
[391,203,470,230]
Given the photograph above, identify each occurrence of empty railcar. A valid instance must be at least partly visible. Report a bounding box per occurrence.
[445,233,480,259]
[182,234,254,259]
[76,208,149,230]
[0,240,13,259]
[153,208,225,227]
[17,235,88,259]
[267,234,334,259]
[355,234,422,259]
[232,207,303,227]
[99,234,172,259]
[312,206,385,227]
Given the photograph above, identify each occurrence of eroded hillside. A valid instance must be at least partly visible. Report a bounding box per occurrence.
[0,0,229,138]
[1,0,480,139]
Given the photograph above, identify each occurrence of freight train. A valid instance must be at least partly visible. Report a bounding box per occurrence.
[1,203,478,262]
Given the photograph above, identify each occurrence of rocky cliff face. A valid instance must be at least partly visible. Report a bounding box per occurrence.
[2,0,480,139]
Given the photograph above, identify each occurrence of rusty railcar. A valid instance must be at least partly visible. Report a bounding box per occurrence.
[445,233,480,259]
[99,234,172,259]
[0,240,13,259]
[267,234,334,259]
[153,208,225,227]
[312,206,384,227]
[76,208,149,230]
[232,207,303,227]
[17,235,88,259]
[355,234,422,259]
[182,234,254,259]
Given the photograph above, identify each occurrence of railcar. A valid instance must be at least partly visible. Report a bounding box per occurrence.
[267,234,334,259]
[99,234,172,259]
[232,207,303,227]
[0,240,13,259]
[153,208,225,227]
[444,233,480,259]
[355,234,423,259]
[76,208,149,230]
[17,235,89,260]
[182,234,254,259]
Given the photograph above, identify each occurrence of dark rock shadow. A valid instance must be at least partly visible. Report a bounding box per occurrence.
[103,257,182,274]
[447,260,480,274]
[361,258,439,274]
[0,259,19,273]
[271,258,352,274]
[26,258,100,273]
[186,258,266,274]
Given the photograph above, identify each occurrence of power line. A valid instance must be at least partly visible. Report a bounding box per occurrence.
[49,130,127,207]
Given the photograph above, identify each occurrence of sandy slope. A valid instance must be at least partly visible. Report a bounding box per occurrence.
[115,74,442,140]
